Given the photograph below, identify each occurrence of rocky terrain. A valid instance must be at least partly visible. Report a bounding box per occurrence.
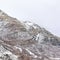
[0,10,60,60]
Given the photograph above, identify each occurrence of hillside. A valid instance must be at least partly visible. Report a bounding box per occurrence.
[0,10,60,60]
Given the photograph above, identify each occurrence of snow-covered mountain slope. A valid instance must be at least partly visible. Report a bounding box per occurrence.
[0,10,60,60]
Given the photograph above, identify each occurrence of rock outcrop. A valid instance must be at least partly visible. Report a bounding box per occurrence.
[0,10,60,60]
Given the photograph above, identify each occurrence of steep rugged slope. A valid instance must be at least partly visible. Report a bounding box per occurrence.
[0,10,60,60]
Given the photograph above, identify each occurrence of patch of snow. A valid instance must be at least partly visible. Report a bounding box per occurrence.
[24,21,37,30]
[32,33,44,43]
[3,51,18,60]
[37,33,44,43]
[0,45,18,60]
[26,49,38,58]
[33,25,37,29]
[24,21,33,26]
[3,51,12,55]
[0,21,9,27]
[35,34,40,41]
[14,46,22,53]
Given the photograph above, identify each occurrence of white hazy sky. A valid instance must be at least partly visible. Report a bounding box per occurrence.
[0,0,60,36]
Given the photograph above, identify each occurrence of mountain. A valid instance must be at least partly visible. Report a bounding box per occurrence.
[0,10,60,60]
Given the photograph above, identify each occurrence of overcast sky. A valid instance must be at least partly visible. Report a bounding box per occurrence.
[0,0,60,36]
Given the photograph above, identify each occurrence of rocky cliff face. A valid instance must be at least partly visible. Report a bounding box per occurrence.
[0,10,60,60]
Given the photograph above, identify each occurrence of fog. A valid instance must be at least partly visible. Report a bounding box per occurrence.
[0,0,60,36]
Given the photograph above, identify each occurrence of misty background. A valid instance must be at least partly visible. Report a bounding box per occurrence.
[0,0,60,36]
